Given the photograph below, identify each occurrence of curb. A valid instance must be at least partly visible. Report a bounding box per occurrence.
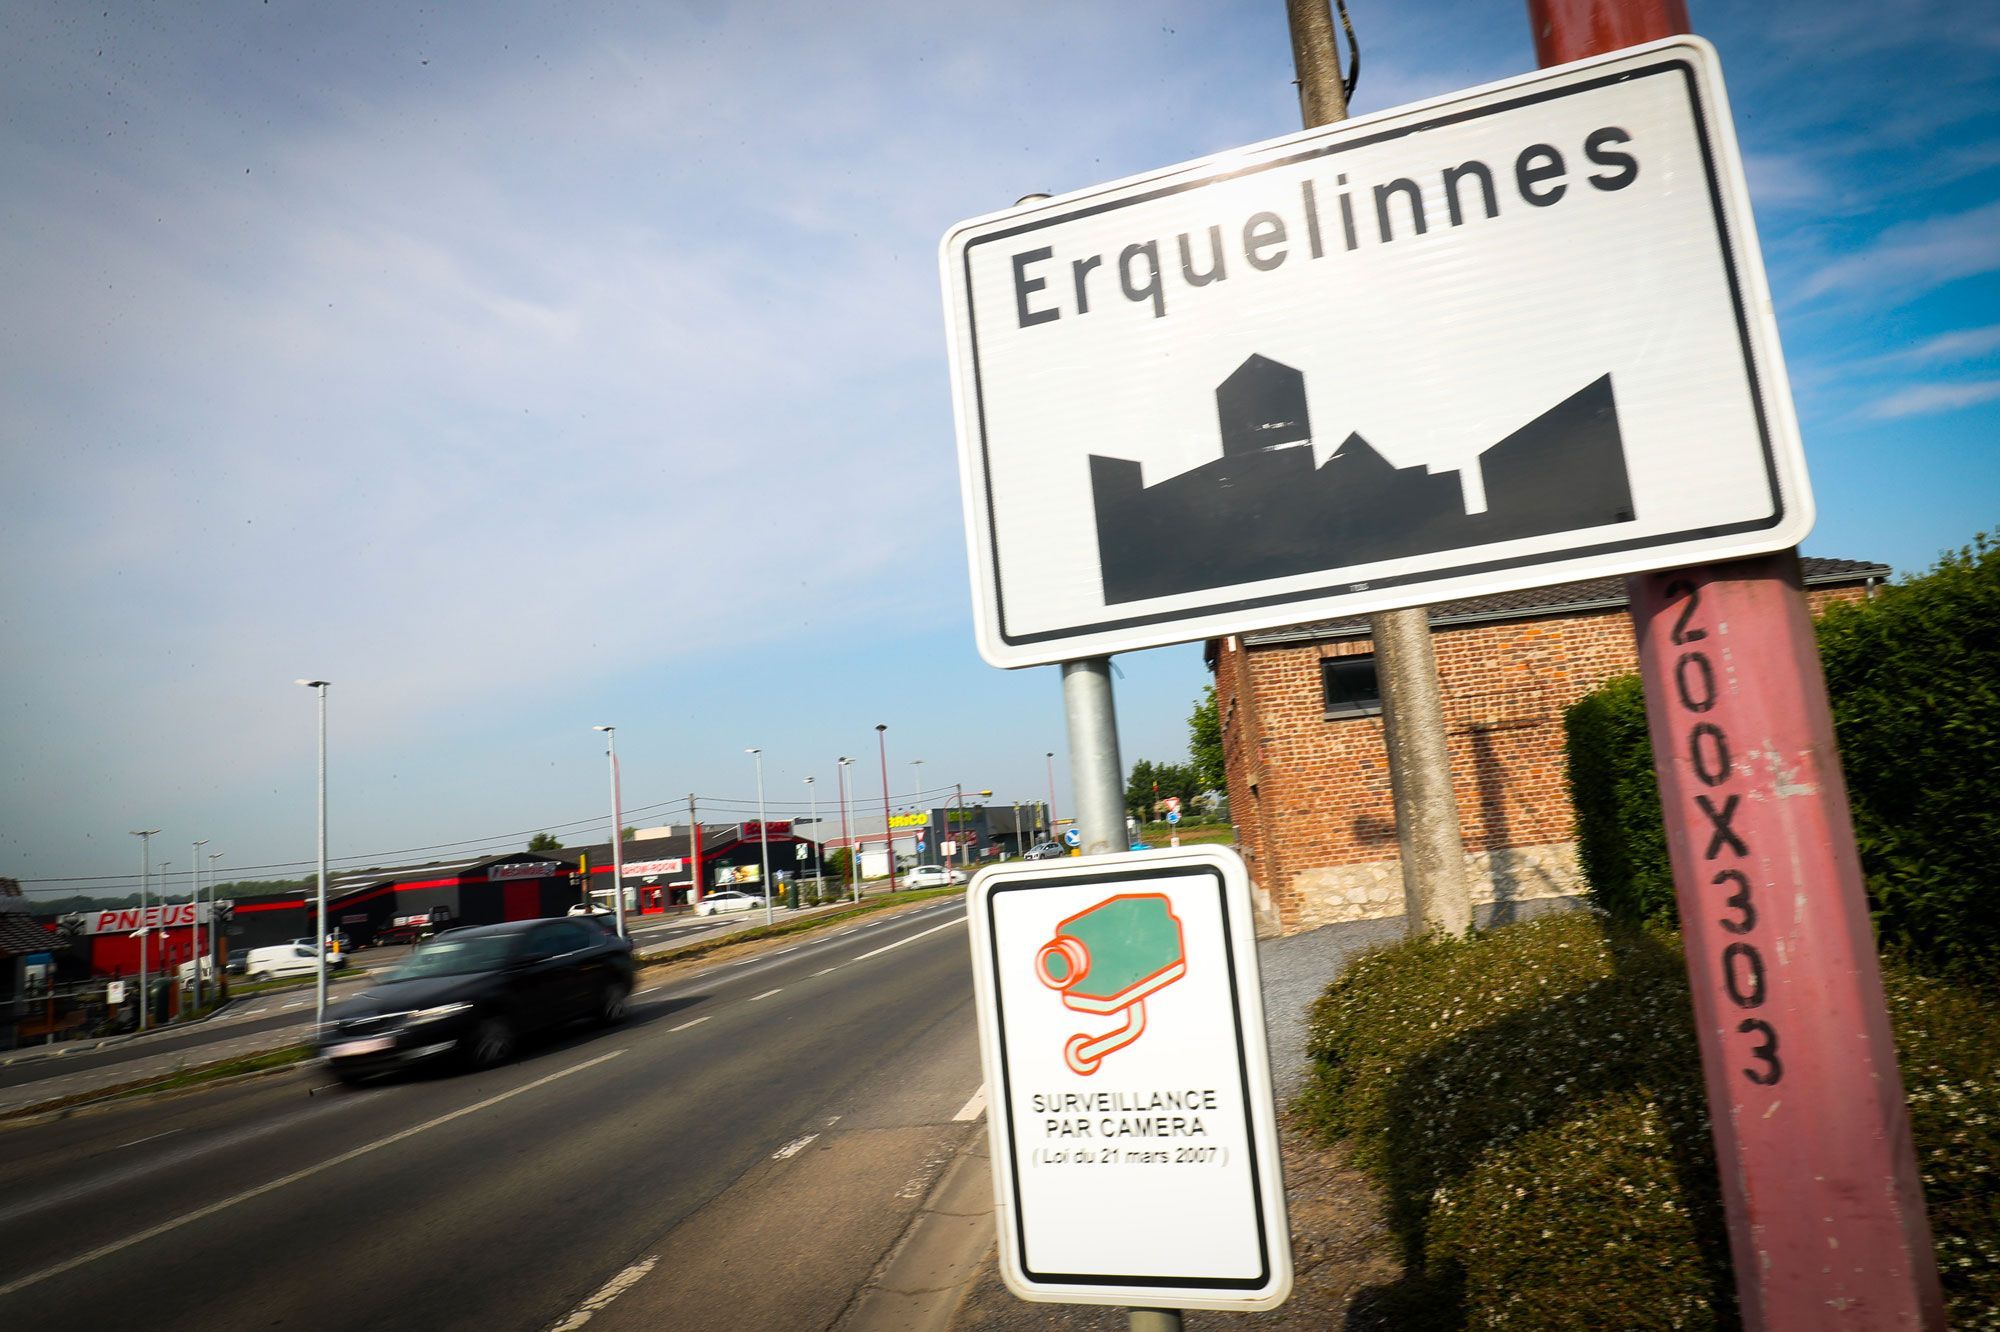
[838,1121,997,1332]
[0,1051,321,1130]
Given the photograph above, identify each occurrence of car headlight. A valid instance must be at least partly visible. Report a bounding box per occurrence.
[407,1002,473,1024]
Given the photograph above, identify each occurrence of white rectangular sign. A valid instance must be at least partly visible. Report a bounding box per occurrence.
[966,845,1291,1310]
[942,37,1812,668]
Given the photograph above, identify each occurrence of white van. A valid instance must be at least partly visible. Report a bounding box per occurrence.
[175,956,218,988]
[242,943,340,982]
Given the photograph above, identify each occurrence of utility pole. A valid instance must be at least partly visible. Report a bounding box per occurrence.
[688,794,703,908]
[876,724,898,892]
[1285,0,1470,939]
[837,758,856,901]
[130,829,159,1031]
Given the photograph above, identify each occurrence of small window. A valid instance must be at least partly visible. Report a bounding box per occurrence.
[1322,655,1383,719]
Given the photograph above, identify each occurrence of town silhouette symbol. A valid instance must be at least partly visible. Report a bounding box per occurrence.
[1087,354,1636,603]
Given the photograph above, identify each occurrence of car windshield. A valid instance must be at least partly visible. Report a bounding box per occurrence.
[389,934,517,980]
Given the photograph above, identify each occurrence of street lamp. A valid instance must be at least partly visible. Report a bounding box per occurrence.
[836,757,856,903]
[747,748,773,926]
[207,850,223,1006]
[1046,751,1058,840]
[295,678,330,1039]
[129,829,159,1031]
[876,725,897,893]
[592,726,627,938]
[804,776,819,895]
[952,786,993,873]
[191,838,208,1012]
[911,759,926,863]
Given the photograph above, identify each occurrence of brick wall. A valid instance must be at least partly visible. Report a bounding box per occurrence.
[1217,584,1870,934]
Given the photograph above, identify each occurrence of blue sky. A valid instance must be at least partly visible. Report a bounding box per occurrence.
[3,1,1995,899]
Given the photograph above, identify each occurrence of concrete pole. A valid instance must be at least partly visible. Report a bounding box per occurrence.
[130,830,157,1031]
[1286,0,1471,939]
[1060,659,1125,858]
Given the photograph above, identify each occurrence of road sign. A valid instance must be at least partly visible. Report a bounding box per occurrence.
[1061,827,1082,848]
[941,36,1811,668]
[794,843,807,861]
[1166,809,1182,825]
[1163,796,1182,814]
[966,845,1290,1310]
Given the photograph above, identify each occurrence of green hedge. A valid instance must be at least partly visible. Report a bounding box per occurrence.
[1295,913,2000,1329]
[1563,537,2000,984]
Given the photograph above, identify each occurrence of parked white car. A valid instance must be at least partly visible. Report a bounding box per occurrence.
[694,890,767,917]
[242,943,344,982]
[903,865,967,889]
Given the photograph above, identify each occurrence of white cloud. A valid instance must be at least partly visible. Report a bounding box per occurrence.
[1866,380,2000,419]
[1797,199,2000,302]
[1883,324,2000,364]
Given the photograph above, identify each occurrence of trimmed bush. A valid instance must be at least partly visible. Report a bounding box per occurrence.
[1817,536,2000,983]
[1297,913,2000,1328]
[1563,675,1672,926]
[1563,538,2000,984]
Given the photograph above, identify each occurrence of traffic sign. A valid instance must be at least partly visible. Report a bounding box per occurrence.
[1061,827,1082,848]
[942,37,1811,668]
[1166,809,1182,825]
[1163,796,1182,814]
[966,846,1290,1310]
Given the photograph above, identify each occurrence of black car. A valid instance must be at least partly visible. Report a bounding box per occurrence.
[317,917,634,1083]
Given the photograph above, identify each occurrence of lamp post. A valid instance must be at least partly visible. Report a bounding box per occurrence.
[951,785,993,873]
[191,838,208,1011]
[911,758,927,863]
[591,726,627,938]
[295,678,330,1039]
[804,776,820,898]
[129,830,159,1031]
[207,851,223,1002]
[837,757,856,902]
[876,725,897,893]
[747,748,773,926]
[156,863,171,991]
[1046,751,1058,840]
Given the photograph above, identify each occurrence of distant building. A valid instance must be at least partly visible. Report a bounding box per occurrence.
[1208,556,1887,935]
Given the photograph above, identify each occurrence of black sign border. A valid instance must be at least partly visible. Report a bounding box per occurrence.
[984,862,1276,1294]
[959,51,1784,650]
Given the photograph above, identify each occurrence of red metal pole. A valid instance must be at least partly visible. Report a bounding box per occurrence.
[876,724,898,893]
[1525,3,1946,1325]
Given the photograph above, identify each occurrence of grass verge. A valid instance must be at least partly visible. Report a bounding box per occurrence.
[1295,911,1999,1329]
[5,1044,317,1123]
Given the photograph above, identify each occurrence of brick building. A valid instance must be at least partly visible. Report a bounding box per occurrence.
[1207,557,1887,935]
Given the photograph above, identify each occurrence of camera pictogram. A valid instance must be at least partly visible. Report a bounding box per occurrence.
[1035,893,1186,1074]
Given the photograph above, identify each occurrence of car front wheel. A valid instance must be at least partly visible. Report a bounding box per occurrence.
[596,980,629,1026]
[466,1014,516,1068]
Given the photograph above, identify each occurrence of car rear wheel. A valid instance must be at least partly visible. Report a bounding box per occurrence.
[596,980,629,1026]
[467,1014,516,1068]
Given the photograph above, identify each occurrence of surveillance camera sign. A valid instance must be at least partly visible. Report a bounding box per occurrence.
[966,845,1291,1310]
[941,37,1813,668]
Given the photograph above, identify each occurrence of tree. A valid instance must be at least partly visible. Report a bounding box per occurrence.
[621,826,636,841]
[1189,684,1224,793]
[528,832,563,852]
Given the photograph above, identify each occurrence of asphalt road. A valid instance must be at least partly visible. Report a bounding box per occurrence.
[0,899,982,1332]
[0,905,832,1112]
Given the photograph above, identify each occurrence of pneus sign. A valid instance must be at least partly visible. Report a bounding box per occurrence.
[967,846,1291,1310]
[941,37,1813,668]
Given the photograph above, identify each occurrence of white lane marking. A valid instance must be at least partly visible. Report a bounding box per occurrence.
[813,966,840,977]
[117,1130,182,1150]
[281,1001,304,1010]
[953,1087,987,1122]
[850,918,964,964]
[547,1255,658,1332]
[668,1016,710,1032]
[749,988,782,1002]
[772,1133,818,1161]
[774,946,798,955]
[0,1049,627,1299]
[243,1008,269,1017]
[636,985,664,996]
[825,1115,842,1127]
